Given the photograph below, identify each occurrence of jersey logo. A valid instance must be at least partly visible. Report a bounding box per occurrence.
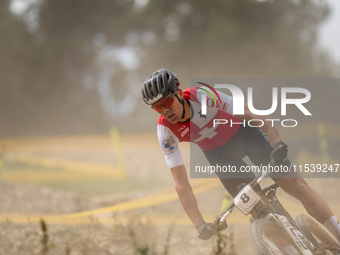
[197,82,223,117]
[177,126,186,132]
[162,139,177,154]
[193,126,218,142]
[196,82,222,107]
[181,127,189,137]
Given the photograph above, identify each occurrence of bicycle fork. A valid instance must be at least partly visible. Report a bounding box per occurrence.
[265,213,314,255]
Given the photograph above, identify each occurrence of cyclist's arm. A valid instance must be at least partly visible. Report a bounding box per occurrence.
[171,164,205,229]
[157,124,204,228]
[235,104,283,146]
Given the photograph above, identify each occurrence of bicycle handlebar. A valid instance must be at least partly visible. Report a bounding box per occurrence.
[216,161,277,226]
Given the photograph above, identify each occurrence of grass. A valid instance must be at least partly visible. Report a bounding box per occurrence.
[40,219,49,255]
[127,215,175,255]
[0,199,239,255]
[211,229,237,255]
[12,215,179,255]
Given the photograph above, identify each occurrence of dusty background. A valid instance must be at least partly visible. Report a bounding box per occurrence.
[1,134,340,255]
[1,0,340,254]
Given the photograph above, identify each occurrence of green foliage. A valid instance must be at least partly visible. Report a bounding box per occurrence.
[127,215,174,255]
[140,0,332,78]
[0,0,337,136]
[39,218,57,254]
[211,230,236,255]
[40,219,49,255]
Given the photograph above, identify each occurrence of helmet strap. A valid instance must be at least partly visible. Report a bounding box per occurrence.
[175,94,186,120]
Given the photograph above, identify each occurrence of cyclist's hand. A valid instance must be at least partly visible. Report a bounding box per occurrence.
[270,142,288,165]
[197,221,228,240]
[197,222,216,240]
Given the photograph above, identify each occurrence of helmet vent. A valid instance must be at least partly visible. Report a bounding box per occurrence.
[160,76,165,90]
[149,83,154,97]
[154,80,159,94]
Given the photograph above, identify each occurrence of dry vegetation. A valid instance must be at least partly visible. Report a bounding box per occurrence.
[1,134,339,255]
[0,214,236,255]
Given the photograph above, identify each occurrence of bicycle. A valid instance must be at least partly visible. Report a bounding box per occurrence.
[210,166,340,255]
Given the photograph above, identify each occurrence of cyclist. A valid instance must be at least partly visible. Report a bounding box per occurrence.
[141,68,340,242]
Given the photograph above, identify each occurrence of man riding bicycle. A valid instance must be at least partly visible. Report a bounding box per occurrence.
[141,68,340,242]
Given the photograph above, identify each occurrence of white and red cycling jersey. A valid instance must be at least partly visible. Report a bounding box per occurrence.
[158,86,242,168]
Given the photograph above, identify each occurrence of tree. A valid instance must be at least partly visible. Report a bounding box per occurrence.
[0,0,336,136]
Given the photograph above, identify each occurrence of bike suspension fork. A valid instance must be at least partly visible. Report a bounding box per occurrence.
[271,196,297,227]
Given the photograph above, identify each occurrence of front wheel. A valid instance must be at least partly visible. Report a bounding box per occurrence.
[295,214,340,255]
[249,219,304,255]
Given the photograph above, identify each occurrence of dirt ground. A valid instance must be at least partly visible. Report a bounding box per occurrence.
[0,134,339,255]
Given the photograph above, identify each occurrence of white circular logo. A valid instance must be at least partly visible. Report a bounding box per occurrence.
[162,139,177,154]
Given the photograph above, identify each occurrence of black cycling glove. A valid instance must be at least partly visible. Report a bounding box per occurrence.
[197,221,228,240]
[270,142,288,165]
